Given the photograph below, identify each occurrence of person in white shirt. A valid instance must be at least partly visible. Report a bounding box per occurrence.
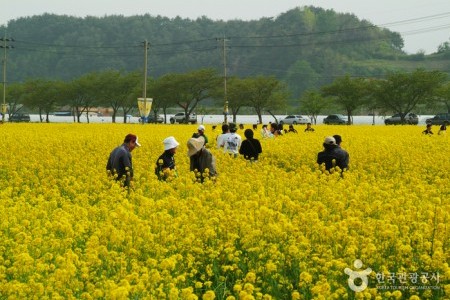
[216,123,230,149]
[223,123,242,157]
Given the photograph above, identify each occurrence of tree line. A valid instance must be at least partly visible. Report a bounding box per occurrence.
[2,68,448,124]
[3,6,449,104]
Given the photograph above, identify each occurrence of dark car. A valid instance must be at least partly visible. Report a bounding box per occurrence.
[426,113,450,125]
[323,114,347,125]
[147,114,164,123]
[384,113,418,125]
[9,113,31,122]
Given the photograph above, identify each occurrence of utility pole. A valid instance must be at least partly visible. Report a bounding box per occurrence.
[137,40,151,124]
[0,30,14,123]
[217,37,229,124]
[143,39,148,102]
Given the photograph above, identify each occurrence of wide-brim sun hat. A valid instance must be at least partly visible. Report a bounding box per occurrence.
[187,137,204,157]
[163,136,179,150]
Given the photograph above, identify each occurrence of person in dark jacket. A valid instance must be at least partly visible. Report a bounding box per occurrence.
[422,123,434,135]
[239,129,262,161]
[107,133,141,187]
[188,137,217,182]
[155,136,179,181]
[317,136,348,172]
[287,124,298,133]
[333,134,350,169]
[304,123,315,132]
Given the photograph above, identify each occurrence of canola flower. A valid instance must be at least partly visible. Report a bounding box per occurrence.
[0,123,448,299]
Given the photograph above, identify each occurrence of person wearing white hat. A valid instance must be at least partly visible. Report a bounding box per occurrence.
[155,136,180,181]
[187,137,217,182]
[317,136,348,172]
[107,133,141,187]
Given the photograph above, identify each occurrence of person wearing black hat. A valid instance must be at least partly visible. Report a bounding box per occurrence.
[317,136,348,172]
[107,133,141,187]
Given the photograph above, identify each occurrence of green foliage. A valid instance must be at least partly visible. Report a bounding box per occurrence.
[299,91,330,124]
[321,75,371,124]
[372,69,448,117]
[7,5,448,101]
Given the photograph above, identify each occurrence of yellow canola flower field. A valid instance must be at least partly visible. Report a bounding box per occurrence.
[0,123,448,300]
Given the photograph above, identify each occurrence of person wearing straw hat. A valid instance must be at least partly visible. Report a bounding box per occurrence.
[155,136,180,181]
[107,133,141,187]
[187,137,217,182]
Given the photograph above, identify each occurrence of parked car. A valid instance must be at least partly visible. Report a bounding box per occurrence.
[170,112,197,124]
[384,113,418,125]
[279,115,309,125]
[323,114,347,125]
[9,113,31,122]
[147,114,164,123]
[426,113,450,125]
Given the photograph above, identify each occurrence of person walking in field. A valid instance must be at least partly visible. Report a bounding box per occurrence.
[223,123,242,157]
[333,134,350,169]
[193,125,209,146]
[216,123,230,149]
[317,136,348,172]
[422,123,434,135]
[239,129,262,161]
[155,136,179,181]
[438,123,447,135]
[107,133,141,187]
[287,124,298,133]
[304,123,315,132]
[188,137,217,182]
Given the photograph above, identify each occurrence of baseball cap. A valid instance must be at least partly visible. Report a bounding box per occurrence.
[198,125,205,131]
[324,136,336,145]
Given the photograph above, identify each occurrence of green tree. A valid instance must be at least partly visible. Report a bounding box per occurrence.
[156,69,220,123]
[299,90,330,124]
[66,73,101,123]
[321,75,370,124]
[148,77,172,123]
[246,76,289,124]
[22,79,65,122]
[372,69,447,122]
[211,76,253,124]
[95,70,141,123]
[4,83,25,118]
[434,81,450,113]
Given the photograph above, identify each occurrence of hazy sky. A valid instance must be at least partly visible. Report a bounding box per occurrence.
[1,0,449,54]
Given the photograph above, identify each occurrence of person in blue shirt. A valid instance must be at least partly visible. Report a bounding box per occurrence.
[107,134,141,187]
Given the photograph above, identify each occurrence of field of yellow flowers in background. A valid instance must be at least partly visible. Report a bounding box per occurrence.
[0,123,448,299]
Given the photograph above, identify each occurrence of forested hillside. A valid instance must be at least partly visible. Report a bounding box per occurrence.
[2,6,450,98]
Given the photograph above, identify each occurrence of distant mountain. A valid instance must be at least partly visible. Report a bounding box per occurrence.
[3,6,449,98]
